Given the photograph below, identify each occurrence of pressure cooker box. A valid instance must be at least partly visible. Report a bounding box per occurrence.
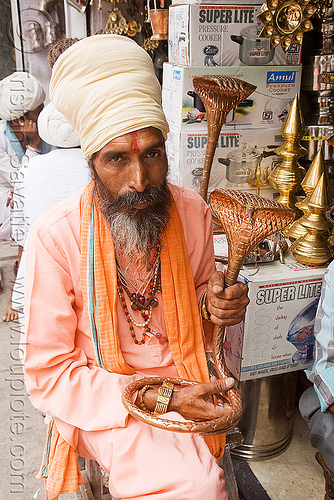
[162,63,302,130]
[214,250,327,381]
[168,3,301,67]
[166,126,281,197]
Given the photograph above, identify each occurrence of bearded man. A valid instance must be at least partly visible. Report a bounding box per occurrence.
[23,35,249,500]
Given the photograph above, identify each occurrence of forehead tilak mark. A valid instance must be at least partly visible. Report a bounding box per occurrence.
[130,131,141,155]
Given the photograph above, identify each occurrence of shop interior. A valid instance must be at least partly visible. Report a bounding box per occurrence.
[1,0,334,498]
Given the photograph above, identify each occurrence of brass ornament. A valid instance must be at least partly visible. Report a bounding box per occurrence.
[290,173,333,265]
[247,153,271,196]
[286,146,328,241]
[104,6,142,37]
[191,75,256,201]
[268,94,307,219]
[142,37,159,51]
[258,0,317,51]
[122,190,294,435]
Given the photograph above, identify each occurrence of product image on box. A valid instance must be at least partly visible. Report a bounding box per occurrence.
[286,299,318,365]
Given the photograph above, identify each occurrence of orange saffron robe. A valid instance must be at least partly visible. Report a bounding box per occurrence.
[23,184,227,499]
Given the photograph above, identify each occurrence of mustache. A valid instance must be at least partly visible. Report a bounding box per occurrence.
[105,185,170,212]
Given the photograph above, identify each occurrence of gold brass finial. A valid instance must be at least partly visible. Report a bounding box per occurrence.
[286,146,327,241]
[291,173,333,266]
[268,95,307,219]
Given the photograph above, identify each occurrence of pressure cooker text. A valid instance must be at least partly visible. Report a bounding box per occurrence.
[187,134,240,149]
[199,8,255,24]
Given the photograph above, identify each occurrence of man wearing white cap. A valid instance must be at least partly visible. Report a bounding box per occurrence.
[0,71,46,321]
[23,35,249,500]
[12,102,90,312]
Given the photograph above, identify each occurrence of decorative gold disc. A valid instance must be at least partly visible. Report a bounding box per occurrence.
[258,0,318,51]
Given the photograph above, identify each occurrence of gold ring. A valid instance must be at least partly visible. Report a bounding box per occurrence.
[18,119,25,126]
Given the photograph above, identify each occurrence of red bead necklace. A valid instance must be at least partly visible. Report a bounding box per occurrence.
[116,244,162,345]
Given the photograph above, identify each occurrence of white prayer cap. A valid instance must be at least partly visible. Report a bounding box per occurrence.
[0,72,45,121]
[37,102,80,148]
[49,34,169,159]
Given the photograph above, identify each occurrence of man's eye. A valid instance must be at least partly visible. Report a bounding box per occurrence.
[108,155,123,162]
[147,151,160,158]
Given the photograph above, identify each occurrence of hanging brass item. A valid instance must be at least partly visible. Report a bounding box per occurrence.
[142,37,159,51]
[290,173,333,266]
[258,0,317,51]
[191,75,256,201]
[105,6,142,37]
[150,9,169,40]
[268,94,307,219]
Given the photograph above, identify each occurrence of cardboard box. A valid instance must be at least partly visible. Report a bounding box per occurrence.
[213,247,327,381]
[168,4,301,67]
[166,126,282,196]
[162,63,302,130]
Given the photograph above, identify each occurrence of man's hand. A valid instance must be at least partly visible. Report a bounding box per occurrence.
[10,118,41,150]
[169,376,235,421]
[140,377,235,421]
[206,270,249,326]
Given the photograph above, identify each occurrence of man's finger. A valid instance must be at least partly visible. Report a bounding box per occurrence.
[207,271,225,297]
[197,378,235,397]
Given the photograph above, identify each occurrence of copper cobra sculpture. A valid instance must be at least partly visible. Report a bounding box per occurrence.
[192,75,257,201]
[122,189,295,435]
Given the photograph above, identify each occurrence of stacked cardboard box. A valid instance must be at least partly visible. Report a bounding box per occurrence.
[168,3,301,67]
[164,2,302,198]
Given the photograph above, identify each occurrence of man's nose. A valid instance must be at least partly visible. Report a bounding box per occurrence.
[128,160,149,192]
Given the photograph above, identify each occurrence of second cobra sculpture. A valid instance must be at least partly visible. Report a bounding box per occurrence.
[192,75,257,201]
[122,189,295,435]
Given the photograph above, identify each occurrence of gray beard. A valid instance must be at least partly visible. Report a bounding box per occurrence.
[93,176,171,269]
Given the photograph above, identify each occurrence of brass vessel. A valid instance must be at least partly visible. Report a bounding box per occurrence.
[286,146,328,241]
[150,9,169,40]
[268,94,307,218]
[192,75,256,201]
[291,173,333,266]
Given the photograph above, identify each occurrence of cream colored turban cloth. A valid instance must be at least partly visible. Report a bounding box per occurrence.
[37,102,81,148]
[0,72,45,121]
[49,34,169,159]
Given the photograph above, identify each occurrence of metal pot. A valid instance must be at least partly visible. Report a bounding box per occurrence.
[218,148,277,184]
[24,21,45,52]
[43,21,60,46]
[231,26,275,66]
[218,148,260,184]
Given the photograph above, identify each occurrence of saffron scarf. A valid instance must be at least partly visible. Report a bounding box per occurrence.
[39,181,225,494]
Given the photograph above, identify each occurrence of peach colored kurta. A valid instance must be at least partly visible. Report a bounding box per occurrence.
[23,184,227,500]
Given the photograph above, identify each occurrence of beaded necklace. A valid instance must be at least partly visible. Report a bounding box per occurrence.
[116,248,161,311]
[116,244,162,345]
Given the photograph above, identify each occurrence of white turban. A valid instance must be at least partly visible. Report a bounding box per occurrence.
[49,34,169,159]
[0,72,45,121]
[37,102,81,148]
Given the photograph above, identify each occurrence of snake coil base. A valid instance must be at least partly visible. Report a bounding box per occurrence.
[121,376,243,435]
[122,190,295,435]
